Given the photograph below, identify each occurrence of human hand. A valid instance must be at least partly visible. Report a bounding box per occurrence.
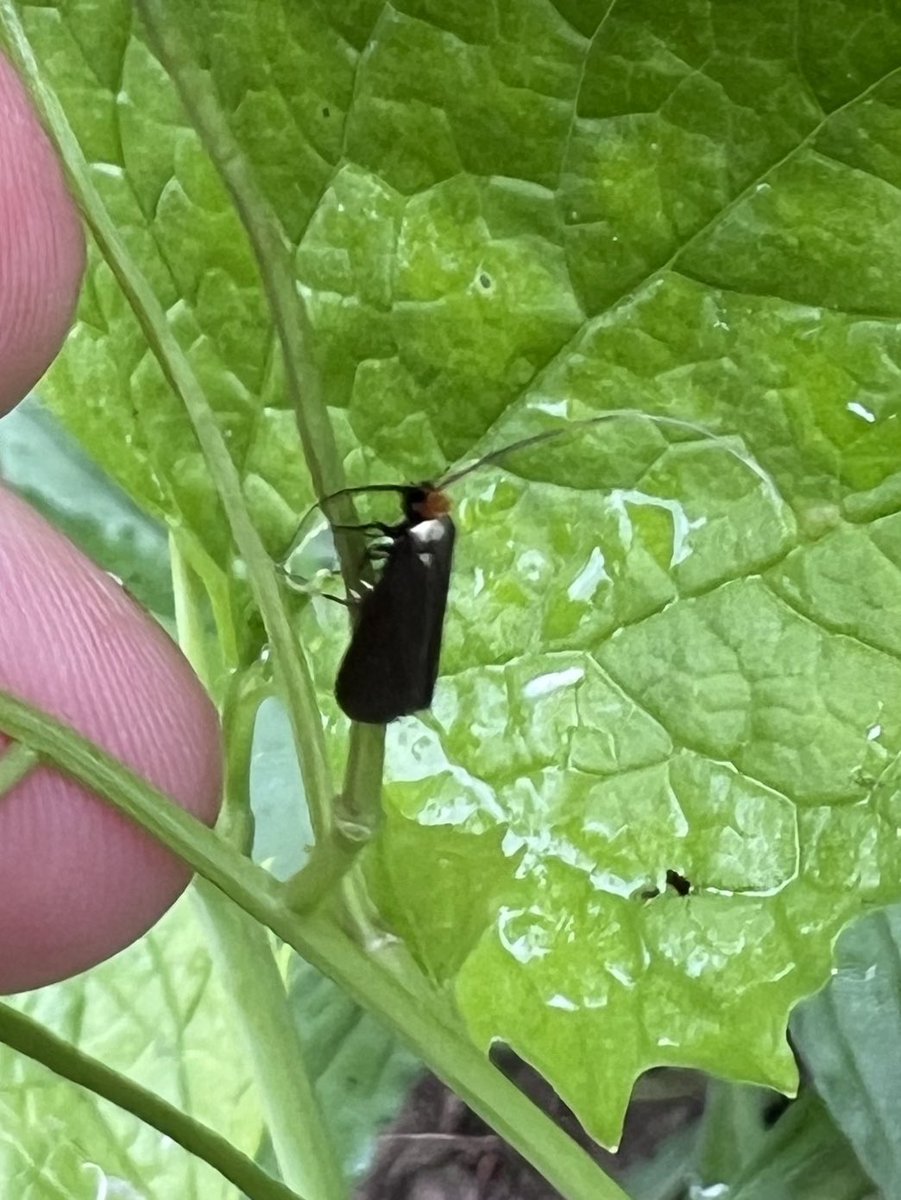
[0,54,222,993]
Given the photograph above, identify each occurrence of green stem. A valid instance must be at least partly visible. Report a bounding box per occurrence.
[0,2,334,847]
[284,831,360,914]
[174,549,343,1198]
[134,0,349,851]
[338,725,386,840]
[213,669,346,1200]
[169,528,229,698]
[284,726,383,915]
[0,741,39,795]
[0,692,624,1200]
[0,1001,305,1200]
[218,662,269,852]
[694,1081,767,1184]
[193,879,345,1200]
[134,0,386,895]
[134,0,340,503]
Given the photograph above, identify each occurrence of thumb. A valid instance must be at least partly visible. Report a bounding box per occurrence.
[0,51,84,414]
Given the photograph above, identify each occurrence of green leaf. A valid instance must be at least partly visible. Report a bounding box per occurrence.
[692,1082,772,1188]
[12,0,901,1152]
[0,688,616,1200]
[792,904,901,1198]
[15,0,342,559]
[728,1092,876,1200]
[4,897,260,1200]
[621,1126,697,1200]
[0,396,172,616]
[249,699,421,1182]
[250,696,314,881]
[286,959,422,1182]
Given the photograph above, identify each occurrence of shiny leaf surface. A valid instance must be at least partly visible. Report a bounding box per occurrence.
[15,0,901,1147]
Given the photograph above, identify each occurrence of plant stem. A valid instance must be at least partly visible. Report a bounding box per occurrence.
[694,1081,767,1184]
[134,0,388,904]
[134,0,340,505]
[173,543,344,1199]
[0,741,39,795]
[169,529,229,699]
[0,1,335,848]
[194,879,346,1200]
[218,662,268,853]
[0,1001,305,1200]
[0,691,626,1200]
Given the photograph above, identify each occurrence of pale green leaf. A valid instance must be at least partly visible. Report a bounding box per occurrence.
[4,897,260,1200]
[14,0,901,1149]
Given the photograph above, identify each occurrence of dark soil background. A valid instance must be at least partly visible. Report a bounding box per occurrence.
[356,1053,709,1199]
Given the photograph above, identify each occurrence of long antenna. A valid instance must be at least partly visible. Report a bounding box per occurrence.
[305,406,771,526]
[294,482,411,536]
[317,482,410,507]
[437,408,740,487]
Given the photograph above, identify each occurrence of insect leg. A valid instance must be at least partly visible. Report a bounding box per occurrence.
[331,520,401,537]
[320,591,358,608]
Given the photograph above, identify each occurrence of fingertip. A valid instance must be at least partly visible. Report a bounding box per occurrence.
[0,485,223,992]
[0,51,85,416]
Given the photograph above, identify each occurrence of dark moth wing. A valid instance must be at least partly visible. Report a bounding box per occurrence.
[335,515,456,723]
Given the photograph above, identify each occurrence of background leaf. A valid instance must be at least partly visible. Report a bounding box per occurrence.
[792,903,901,1199]
[3,898,259,1200]
[248,697,423,1183]
[0,398,417,1195]
[11,0,901,1149]
[285,961,422,1184]
[0,396,172,616]
[250,696,313,883]
[728,1092,877,1200]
